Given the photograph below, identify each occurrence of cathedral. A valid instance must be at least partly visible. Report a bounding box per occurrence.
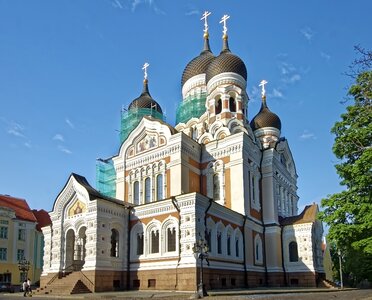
[40,14,325,293]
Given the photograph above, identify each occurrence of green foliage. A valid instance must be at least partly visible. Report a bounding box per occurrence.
[320,50,372,285]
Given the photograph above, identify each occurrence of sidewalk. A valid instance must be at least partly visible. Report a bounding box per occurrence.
[1,287,359,300]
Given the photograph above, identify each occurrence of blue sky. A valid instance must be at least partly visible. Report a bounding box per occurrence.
[0,0,371,212]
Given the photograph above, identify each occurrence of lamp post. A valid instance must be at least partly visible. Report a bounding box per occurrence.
[192,239,209,298]
[18,258,30,283]
[338,249,343,289]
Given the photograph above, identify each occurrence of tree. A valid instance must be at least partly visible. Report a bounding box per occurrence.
[320,47,372,285]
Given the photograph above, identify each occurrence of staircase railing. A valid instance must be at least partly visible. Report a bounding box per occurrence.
[78,271,94,292]
[47,273,59,285]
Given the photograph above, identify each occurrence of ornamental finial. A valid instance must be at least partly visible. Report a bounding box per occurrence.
[220,14,230,37]
[259,79,268,99]
[201,11,211,36]
[142,62,149,80]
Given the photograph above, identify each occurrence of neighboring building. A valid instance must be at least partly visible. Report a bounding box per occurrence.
[0,194,51,286]
[40,16,325,294]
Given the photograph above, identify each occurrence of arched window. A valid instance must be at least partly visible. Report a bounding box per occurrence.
[215,98,222,115]
[206,229,212,253]
[167,227,176,252]
[213,174,220,200]
[254,234,263,263]
[156,174,163,201]
[145,177,151,203]
[251,175,256,205]
[110,229,119,257]
[217,231,222,254]
[133,181,139,205]
[289,241,299,262]
[151,229,159,253]
[235,238,239,257]
[136,232,144,255]
[227,234,231,256]
[229,97,236,112]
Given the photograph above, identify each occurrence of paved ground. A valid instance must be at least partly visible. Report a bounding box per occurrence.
[0,288,371,300]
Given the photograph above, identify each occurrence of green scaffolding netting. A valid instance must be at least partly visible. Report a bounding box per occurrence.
[96,158,116,198]
[176,94,206,124]
[120,108,165,144]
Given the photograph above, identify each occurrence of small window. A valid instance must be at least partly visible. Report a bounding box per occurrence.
[229,97,236,112]
[227,234,231,256]
[0,248,7,261]
[156,174,163,200]
[206,230,212,253]
[136,232,144,255]
[217,231,222,254]
[167,227,176,252]
[148,279,156,288]
[231,278,236,286]
[289,241,299,262]
[17,249,25,261]
[151,230,159,253]
[221,278,226,287]
[18,229,26,241]
[213,174,220,200]
[133,280,140,289]
[0,226,8,239]
[133,181,140,205]
[215,98,222,115]
[145,177,151,203]
[235,239,239,257]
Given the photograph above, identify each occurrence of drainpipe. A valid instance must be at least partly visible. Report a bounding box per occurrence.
[242,216,248,288]
[259,148,268,286]
[280,224,288,286]
[126,206,132,290]
[171,197,181,289]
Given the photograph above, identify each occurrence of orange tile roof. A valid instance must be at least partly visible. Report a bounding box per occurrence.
[32,209,52,231]
[0,194,37,223]
[280,203,319,226]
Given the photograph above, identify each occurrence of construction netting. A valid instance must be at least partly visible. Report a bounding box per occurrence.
[96,158,116,198]
[120,108,165,143]
[176,94,206,124]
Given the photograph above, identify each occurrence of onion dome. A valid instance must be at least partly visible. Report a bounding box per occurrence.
[128,79,163,114]
[205,34,247,83]
[181,33,215,86]
[250,96,281,131]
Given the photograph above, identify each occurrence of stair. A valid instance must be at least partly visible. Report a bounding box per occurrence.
[35,272,93,295]
[319,278,338,288]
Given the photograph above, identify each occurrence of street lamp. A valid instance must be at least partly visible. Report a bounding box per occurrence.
[192,239,209,298]
[337,249,343,289]
[18,258,30,283]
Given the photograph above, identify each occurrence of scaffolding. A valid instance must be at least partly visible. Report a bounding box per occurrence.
[120,107,165,144]
[176,94,207,124]
[96,158,116,198]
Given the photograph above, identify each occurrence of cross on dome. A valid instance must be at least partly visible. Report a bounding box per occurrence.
[259,79,268,99]
[142,62,150,80]
[201,11,211,34]
[220,14,230,36]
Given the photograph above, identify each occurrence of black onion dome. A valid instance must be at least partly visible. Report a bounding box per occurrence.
[206,36,247,83]
[181,35,215,86]
[128,79,163,114]
[250,98,281,131]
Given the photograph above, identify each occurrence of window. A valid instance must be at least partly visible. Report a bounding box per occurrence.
[251,175,256,204]
[235,238,239,257]
[217,231,222,254]
[289,241,299,262]
[227,234,231,256]
[136,232,144,255]
[254,234,263,263]
[206,230,212,253]
[17,249,25,261]
[167,227,176,252]
[133,181,139,205]
[18,228,26,241]
[151,230,159,253]
[156,174,163,200]
[0,248,7,260]
[213,174,220,200]
[215,98,222,115]
[110,229,119,257]
[0,226,8,239]
[145,177,151,203]
[148,279,156,288]
[229,97,236,112]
